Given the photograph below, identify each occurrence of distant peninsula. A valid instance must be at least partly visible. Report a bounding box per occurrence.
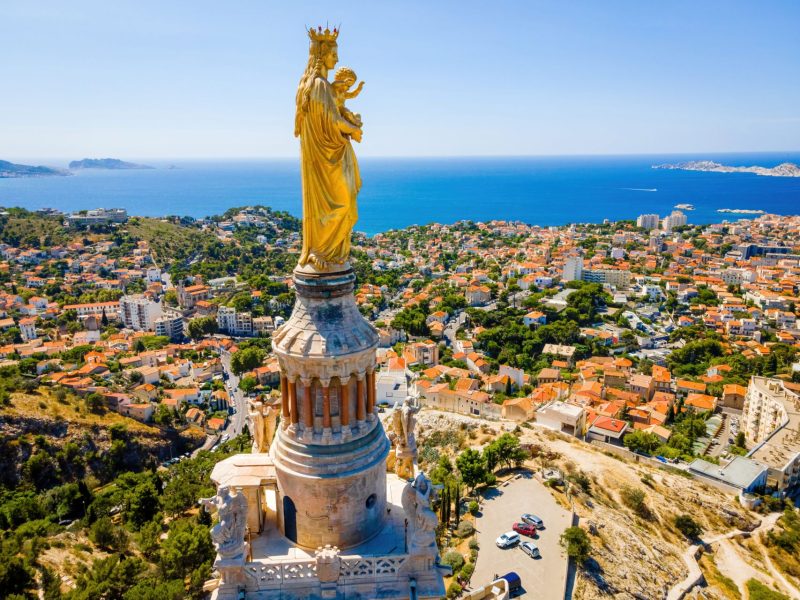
[653,160,800,178]
[0,160,70,178]
[69,158,154,170]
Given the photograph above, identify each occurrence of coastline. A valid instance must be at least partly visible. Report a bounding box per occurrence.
[2,154,800,234]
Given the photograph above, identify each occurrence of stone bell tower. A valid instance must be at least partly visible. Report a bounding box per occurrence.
[270,264,389,549]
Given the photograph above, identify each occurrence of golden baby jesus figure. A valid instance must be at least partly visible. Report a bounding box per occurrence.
[332,67,364,129]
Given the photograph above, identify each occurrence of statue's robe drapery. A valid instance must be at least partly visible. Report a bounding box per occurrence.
[298,76,361,267]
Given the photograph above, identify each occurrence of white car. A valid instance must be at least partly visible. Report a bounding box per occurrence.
[521,541,540,558]
[495,531,520,549]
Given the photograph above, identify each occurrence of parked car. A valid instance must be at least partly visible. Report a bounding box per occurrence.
[495,531,520,548]
[521,541,540,558]
[521,514,544,529]
[512,522,536,537]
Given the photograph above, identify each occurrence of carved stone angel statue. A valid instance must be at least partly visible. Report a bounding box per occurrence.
[247,398,277,453]
[391,395,420,452]
[401,472,438,558]
[200,486,249,560]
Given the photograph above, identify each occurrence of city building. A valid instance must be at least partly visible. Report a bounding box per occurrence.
[562,256,583,282]
[743,377,800,492]
[65,207,128,228]
[119,295,163,331]
[661,210,688,232]
[154,313,185,341]
[636,213,660,230]
[217,306,253,336]
[19,317,37,341]
[582,268,632,288]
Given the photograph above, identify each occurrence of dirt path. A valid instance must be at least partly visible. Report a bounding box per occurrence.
[715,539,769,592]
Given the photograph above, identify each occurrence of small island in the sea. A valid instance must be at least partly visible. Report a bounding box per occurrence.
[0,160,70,178]
[653,160,800,177]
[69,158,154,170]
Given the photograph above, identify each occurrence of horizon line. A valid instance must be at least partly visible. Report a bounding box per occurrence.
[6,149,800,164]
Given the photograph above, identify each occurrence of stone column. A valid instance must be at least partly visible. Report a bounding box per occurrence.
[288,377,299,426]
[321,377,332,441]
[301,378,313,432]
[339,376,351,428]
[366,369,376,419]
[356,372,366,423]
[280,374,289,427]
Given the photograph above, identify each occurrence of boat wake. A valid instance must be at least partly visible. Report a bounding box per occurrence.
[621,187,657,192]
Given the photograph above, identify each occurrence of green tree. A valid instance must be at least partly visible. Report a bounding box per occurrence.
[159,519,214,581]
[230,346,265,376]
[456,449,488,494]
[623,430,661,455]
[239,375,258,394]
[560,526,591,564]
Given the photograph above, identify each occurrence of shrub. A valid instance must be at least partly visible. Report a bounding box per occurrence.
[460,561,475,583]
[560,526,591,564]
[674,514,703,539]
[468,537,479,550]
[442,550,465,573]
[456,520,474,538]
[468,500,479,515]
[620,486,650,518]
[447,582,463,599]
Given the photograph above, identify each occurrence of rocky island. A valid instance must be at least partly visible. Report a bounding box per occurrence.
[653,160,800,177]
[69,158,154,170]
[0,160,70,178]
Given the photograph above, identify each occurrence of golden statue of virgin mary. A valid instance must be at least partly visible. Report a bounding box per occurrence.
[295,26,363,270]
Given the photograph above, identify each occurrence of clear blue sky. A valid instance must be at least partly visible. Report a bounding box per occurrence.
[2,0,799,159]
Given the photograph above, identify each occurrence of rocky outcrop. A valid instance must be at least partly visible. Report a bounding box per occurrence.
[653,160,800,177]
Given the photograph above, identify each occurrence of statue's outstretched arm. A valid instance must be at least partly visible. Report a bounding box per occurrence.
[345,81,365,99]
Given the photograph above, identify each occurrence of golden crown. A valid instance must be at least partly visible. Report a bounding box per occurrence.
[308,25,339,43]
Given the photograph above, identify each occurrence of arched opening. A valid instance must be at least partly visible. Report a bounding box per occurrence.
[282,495,297,542]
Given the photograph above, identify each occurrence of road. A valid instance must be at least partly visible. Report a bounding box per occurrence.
[472,472,573,599]
[220,350,249,438]
[443,310,467,348]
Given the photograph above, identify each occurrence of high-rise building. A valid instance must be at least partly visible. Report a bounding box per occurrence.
[119,295,162,331]
[636,213,660,230]
[662,210,688,232]
[562,256,583,281]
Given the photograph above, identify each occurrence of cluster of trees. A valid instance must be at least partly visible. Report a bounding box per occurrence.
[391,301,431,337]
[229,340,270,376]
[432,433,529,496]
[0,427,251,599]
[624,406,711,461]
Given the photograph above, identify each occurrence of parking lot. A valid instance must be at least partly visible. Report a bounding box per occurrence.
[471,473,573,598]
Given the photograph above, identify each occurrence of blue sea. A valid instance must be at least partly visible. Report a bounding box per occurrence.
[1,153,799,235]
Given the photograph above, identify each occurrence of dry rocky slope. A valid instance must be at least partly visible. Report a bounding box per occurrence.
[0,388,203,487]
[414,409,777,600]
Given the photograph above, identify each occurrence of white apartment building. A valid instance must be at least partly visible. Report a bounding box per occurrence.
[661,210,688,232]
[154,314,184,341]
[120,295,163,331]
[562,256,583,282]
[743,376,800,492]
[582,268,632,289]
[636,213,660,230]
[217,306,253,336]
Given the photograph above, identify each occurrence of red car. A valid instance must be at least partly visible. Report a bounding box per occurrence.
[512,522,536,537]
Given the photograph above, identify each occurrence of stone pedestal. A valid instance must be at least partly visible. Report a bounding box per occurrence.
[271,265,389,549]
